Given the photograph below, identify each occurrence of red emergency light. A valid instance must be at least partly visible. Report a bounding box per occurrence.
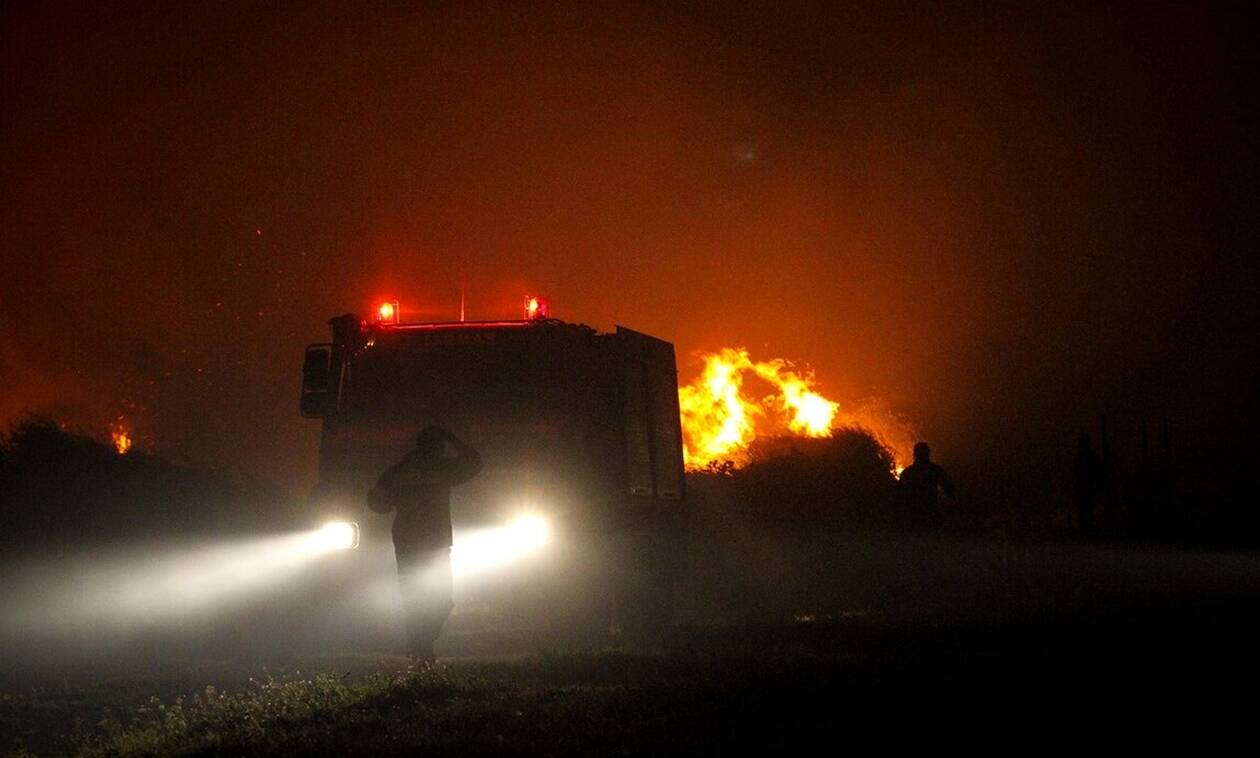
[376,300,400,324]
[524,295,550,320]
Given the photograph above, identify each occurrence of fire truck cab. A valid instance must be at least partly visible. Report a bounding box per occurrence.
[299,303,686,637]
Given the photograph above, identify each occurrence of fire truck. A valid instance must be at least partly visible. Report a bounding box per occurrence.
[299,298,686,637]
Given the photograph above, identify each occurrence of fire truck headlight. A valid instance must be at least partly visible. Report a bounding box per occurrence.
[315,521,359,551]
[507,515,549,551]
[451,515,550,577]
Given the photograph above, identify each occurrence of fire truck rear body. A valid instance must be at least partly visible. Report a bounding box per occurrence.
[300,311,686,634]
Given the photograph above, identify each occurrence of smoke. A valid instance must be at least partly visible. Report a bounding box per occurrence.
[2,2,1256,500]
[836,397,920,472]
[0,337,99,433]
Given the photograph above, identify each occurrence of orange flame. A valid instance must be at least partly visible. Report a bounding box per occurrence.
[678,348,838,469]
[110,423,132,455]
[678,349,917,473]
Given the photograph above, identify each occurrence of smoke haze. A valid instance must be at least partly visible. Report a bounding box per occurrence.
[3,2,1256,494]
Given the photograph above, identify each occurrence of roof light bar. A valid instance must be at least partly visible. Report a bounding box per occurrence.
[376,300,400,324]
[524,295,550,320]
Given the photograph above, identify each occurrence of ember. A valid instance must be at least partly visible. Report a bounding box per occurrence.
[110,423,132,455]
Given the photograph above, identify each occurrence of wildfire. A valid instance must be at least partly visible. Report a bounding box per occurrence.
[677,349,917,472]
[678,348,838,469]
[110,423,132,455]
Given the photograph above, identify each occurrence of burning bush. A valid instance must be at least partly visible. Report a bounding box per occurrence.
[678,348,916,473]
[686,427,899,530]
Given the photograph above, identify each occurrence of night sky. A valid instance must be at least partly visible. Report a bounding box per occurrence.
[3,2,1256,493]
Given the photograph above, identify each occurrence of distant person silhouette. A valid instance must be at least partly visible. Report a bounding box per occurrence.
[897,441,954,530]
[368,426,482,660]
[1072,433,1103,534]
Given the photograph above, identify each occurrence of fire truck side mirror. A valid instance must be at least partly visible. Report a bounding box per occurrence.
[301,344,335,418]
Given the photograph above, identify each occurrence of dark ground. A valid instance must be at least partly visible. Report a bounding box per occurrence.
[4,425,1257,754]
[3,593,1257,756]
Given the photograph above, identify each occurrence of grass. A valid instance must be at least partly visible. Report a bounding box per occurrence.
[5,649,856,757]
[5,602,1257,756]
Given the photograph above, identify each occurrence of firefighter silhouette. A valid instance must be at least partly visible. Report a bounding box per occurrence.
[368,426,482,659]
[897,441,955,530]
